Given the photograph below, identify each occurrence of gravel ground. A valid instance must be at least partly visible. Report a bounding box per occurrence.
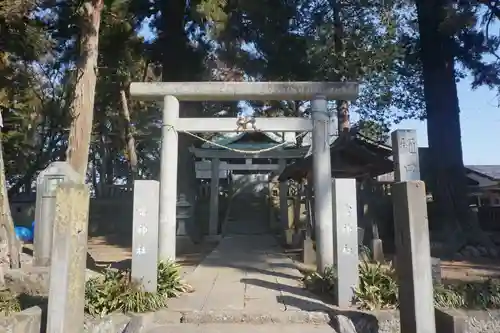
[376,315,500,333]
[466,317,500,333]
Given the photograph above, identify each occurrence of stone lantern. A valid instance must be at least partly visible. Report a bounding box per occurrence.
[176,194,192,235]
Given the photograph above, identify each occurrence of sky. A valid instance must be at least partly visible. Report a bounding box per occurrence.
[393,79,500,165]
[138,23,500,166]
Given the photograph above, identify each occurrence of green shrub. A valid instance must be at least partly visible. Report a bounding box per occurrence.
[355,261,399,310]
[302,266,337,297]
[304,258,500,311]
[157,261,190,297]
[435,279,500,310]
[433,284,465,309]
[0,291,21,316]
[85,261,188,317]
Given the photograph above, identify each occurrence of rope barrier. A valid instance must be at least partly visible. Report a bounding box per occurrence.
[163,124,312,154]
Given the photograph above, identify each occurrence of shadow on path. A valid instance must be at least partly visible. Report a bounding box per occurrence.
[242,277,382,332]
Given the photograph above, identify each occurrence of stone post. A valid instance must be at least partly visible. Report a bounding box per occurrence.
[132,180,159,293]
[285,196,295,245]
[209,158,220,236]
[292,187,301,245]
[303,181,316,265]
[391,129,420,182]
[332,178,359,307]
[46,183,90,333]
[392,181,435,333]
[363,178,384,263]
[278,158,289,232]
[34,162,80,266]
[311,95,335,272]
[159,95,179,261]
[268,178,279,231]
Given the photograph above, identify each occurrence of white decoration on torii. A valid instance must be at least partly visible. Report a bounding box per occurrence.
[137,225,148,235]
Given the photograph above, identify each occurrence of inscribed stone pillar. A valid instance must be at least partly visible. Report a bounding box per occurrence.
[209,158,220,235]
[391,129,420,182]
[46,183,90,333]
[34,161,80,267]
[332,178,359,307]
[132,180,159,293]
[392,181,435,333]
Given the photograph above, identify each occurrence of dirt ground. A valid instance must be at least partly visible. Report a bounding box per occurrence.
[440,258,500,282]
[283,248,500,283]
[86,235,219,276]
[21,235,218,277]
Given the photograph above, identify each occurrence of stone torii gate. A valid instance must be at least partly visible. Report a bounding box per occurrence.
[130,81,359,272]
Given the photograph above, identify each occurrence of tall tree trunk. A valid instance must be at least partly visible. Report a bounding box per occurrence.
[292,101,304,147]
[336,100,349,135]
[105,142,113,185]
[65,0,104,181]
[332,0,350,135]
[98,134,107,194]
[158,0,201,241]
[0,115,20,268]
[416,0,494,253]
[90,151,99,197]
[119,89,138,182]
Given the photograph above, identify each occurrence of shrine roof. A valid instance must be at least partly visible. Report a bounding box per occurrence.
[278,130,393,181]
[201,131,297,149]
[466,165,500,181]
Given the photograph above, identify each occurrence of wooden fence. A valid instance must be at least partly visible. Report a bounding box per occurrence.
[478,206,500,231]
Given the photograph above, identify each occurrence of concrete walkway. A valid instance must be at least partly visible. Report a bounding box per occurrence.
[144,235,386,332]
[167,235,333,318]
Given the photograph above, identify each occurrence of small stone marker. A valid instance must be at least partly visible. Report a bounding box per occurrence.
[132,180,159,293]
[303,183,316,265]
[209,158,220,236]
[46,183,90,333]
[391,129,420,181]
[34,161,80,266]
[371,238,385,263]
[431,257,442,284]
[332,178,359,307]
[278,159,289,231]
[392,181,435,333]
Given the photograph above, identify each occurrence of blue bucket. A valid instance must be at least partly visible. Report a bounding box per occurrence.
[15,226,33,242]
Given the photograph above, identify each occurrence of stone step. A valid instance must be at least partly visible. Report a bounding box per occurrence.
[178,310,331,324]
[146,324,336,333]
[142,309,332,325]
[85,311,337,333]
